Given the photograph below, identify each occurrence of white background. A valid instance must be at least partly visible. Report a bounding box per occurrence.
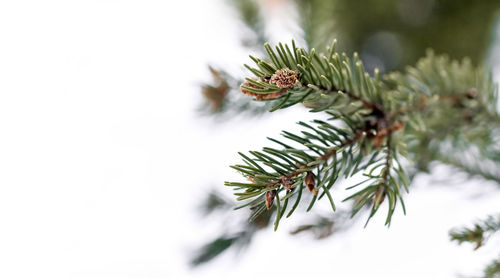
[0,0,499,277]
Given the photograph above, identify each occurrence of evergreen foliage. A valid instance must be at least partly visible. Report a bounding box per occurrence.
[226,40,498,229]
[194,1,500,275]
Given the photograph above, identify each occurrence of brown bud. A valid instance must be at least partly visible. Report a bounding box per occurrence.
[265,190,277,210]
[372,133,385,148]
[280,176,293,190]
[270,68,298,88]
[466,88,478,99]
[373,187,386,209]
[305,172,317,195]
[389,120,404,133]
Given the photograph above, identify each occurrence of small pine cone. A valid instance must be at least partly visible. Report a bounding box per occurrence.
[265,190,277,210]
[372,128,388,147]
[466,88,478,99]
[305,171,317,196]
[270,69,298,88]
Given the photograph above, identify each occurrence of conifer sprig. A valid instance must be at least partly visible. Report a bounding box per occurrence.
[226,40,499,229]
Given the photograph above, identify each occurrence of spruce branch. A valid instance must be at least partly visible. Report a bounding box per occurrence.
[227,40,412,227]
[224,40,499,231]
